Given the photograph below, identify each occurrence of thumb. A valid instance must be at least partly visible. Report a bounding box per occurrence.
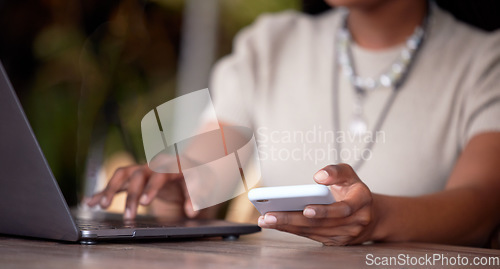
[313,163,360,186]
[180,180,199,218]
[184,198,199,218]
[314,163,371,216]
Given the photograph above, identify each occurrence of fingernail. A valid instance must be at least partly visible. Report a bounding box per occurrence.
[314,170,329,182]
[264,214,277,224]
[303,208,316,218]
[139,194,148,205]
[100,196,108,207]
[124,208,132,219]
[258,217,265,226]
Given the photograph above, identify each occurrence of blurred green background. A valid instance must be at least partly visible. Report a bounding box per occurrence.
[0,0,300,205]
[0,0,497,206]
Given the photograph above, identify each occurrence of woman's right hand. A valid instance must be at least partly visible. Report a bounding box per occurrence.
[86,164,196,220]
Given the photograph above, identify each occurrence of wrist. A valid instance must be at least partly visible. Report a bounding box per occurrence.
[369,193,390,242]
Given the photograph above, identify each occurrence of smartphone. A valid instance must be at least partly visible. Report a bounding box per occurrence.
[248,184,335,215]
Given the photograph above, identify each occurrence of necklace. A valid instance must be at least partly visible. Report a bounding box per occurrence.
[337,13,426,136]
[333,6,431,170]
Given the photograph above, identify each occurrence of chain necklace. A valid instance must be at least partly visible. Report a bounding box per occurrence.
[333,6,431,170]
[337,12,427,136]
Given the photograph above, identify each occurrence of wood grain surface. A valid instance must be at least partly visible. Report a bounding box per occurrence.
[1,229,499,269]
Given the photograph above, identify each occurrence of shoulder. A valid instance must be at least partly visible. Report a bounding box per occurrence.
[431,6,500,70]
[232,9,341,53]
[451,13,500,89]
[244,9,338,36]
[424,5,500,98]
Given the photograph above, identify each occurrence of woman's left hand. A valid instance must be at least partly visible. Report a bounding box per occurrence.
[258,163,378,246]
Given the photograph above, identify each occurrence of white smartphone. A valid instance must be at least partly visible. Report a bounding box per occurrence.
[248,184,335,215]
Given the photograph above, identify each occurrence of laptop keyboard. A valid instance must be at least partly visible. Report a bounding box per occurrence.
[75,219,178,230]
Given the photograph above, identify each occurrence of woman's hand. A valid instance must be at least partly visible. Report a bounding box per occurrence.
[86,164,196,220]
[257,163,378,245]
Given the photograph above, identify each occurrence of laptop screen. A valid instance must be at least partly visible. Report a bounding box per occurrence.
[3,63,154,207]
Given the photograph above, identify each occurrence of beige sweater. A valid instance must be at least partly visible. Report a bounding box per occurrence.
[209,5,500,201]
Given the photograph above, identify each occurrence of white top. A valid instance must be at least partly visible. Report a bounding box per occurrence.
[208,6,500,196]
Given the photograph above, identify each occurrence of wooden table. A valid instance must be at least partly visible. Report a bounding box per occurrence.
[1,230,499,269]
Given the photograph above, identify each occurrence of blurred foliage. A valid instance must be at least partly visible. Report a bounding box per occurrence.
[0,0,299,204]
[4,0,497,205]
[217,0,300,57]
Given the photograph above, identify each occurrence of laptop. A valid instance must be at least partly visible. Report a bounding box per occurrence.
[0,61,260,244]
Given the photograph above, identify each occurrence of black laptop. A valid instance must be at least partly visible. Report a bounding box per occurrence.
[0,61,260,244]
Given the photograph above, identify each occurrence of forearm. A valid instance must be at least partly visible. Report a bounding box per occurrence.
[371,187,500,246]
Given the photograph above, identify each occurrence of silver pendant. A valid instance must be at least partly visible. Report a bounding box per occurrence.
[350,114,367,136]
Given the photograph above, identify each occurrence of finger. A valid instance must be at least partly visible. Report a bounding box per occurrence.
[87,191,105,207]
[305,225,366,245]
[88,166,137,208]
[313,163,359,186]
[341,183,372,216]
[303,202,352,219]
[305,225,364,239]
[180,177,199,218]
[261,211,353,228]
[307,234,352,246]
[261,220,357,239]
[139,173,169,206]
[314,164,372,215]
[260,221,363,245]
[260,212,320,227]
[184,199,198,218]
[124,168,151,219]
[257,216,264,226]
[258,216,309,235]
